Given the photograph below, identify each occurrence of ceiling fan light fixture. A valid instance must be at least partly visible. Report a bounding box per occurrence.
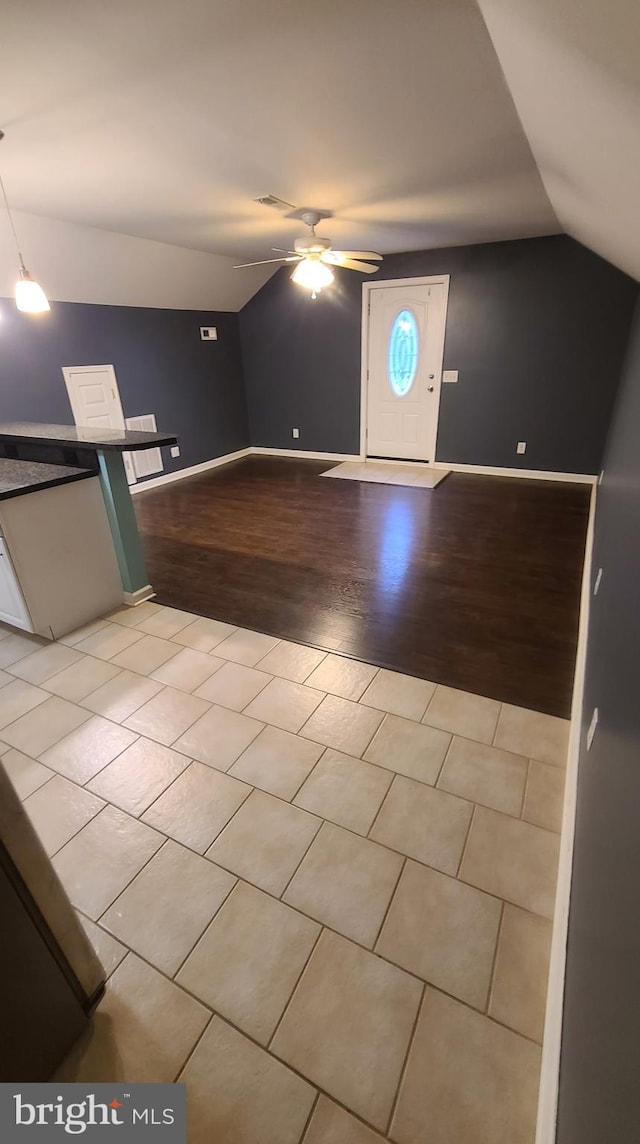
[291,256,334,298]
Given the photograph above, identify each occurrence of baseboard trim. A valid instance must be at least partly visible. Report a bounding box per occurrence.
[129,448,596,493]
[130,449,252,493]
[439,462,597,485]
[251,447,362,462]
[535,480,596,1144]
[122,585,156,605]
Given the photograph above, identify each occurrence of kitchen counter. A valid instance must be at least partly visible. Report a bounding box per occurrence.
[0,420,179,602]
[0,459,95,501]
[0,421,177,452]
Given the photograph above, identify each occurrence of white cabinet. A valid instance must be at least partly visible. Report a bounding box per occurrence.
[0,478,122,639]
[0,539,34,632]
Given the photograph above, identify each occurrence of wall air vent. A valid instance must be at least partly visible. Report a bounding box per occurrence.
[253,195,294,210]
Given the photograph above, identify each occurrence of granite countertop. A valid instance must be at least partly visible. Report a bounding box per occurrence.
[0,459,96,502]
[0,422,178,452]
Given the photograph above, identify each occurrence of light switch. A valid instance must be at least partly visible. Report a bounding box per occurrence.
[200,327,218,341]
[443,370,458,383]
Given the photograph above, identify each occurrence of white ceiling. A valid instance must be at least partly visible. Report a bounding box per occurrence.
[0,0,558,267]
[477,0,640,282]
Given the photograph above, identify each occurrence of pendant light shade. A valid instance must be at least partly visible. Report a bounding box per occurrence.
[0,130,50,315]
[15,265,50,313]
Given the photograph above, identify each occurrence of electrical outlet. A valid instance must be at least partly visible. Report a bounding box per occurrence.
[586,707,599,750]
[442,370,458,383]
[517,441,527,455]
[170,445,180,458]
[593,567,603,595]
[200,326,217,341]
[292,428,300,439]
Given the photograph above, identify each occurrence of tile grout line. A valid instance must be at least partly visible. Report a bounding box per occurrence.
[276,815,325,902]
[520,758,532,820]
[123,689,219,748]
[371,856,407,952]
[384,980,426,1139]
[172,1009,215,1083]
[366,773,397,841]
[357,710,388,761]
[54,728,144,792]
[298,1091,321,1143]
[484,899,506,1017]
[287,745,331,806]
[455,802,477,879]
[94,834,171,928]
[34,786,107,860]
[491,702,503,747]
[141,759,252,844]
[432,732,454,788]
[202,664,276,713]
[169,871,239,981]
[266,925,325,1051]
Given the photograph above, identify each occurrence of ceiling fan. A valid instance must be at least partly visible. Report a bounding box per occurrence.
[234,209,382,298]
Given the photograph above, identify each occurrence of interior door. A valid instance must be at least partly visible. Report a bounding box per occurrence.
[366,281,448,461]
[62,364,136,483]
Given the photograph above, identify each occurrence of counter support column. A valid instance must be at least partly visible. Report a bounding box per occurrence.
[97,451,153,603]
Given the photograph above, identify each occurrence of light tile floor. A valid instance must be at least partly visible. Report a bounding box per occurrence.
[0,606,569,1144]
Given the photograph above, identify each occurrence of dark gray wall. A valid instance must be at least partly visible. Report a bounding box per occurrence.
[557,294,640,1144]
[239,235,637,473]
[0,299,249,481]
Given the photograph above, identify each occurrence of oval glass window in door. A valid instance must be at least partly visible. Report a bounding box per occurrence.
[388,309,419,396]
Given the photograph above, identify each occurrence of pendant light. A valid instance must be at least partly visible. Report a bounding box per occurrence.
[0,130,50,314]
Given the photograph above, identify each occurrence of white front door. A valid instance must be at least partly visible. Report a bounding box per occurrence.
[62,364,136,483]
[365,279,448,462]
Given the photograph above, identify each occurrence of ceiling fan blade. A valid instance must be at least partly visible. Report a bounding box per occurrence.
[272,247,298,254]
[325,250,383,263]
[336,258,381,273]
[233,256,300,268]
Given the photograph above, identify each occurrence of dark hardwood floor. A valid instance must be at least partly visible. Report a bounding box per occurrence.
[134,456,590,718]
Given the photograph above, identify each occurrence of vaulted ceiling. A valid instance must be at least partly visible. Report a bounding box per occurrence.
[0,0,557,267]
[477,0,640,282]
[0,0,637,308]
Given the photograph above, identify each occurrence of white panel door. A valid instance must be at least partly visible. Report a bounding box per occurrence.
[366,281,448,462]
[62,364,136,484]
[62,364,125,430]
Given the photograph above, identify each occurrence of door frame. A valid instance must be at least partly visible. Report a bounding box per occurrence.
[360,275,450,463]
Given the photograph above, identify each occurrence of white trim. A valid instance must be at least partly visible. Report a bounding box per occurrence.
[439,461,597,485]
[130,447,598,493]
[360,275,450,463]
[130,448,252,493]
[122,585,156,605]
[535,480,597,1144]
[250,447,361,462]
